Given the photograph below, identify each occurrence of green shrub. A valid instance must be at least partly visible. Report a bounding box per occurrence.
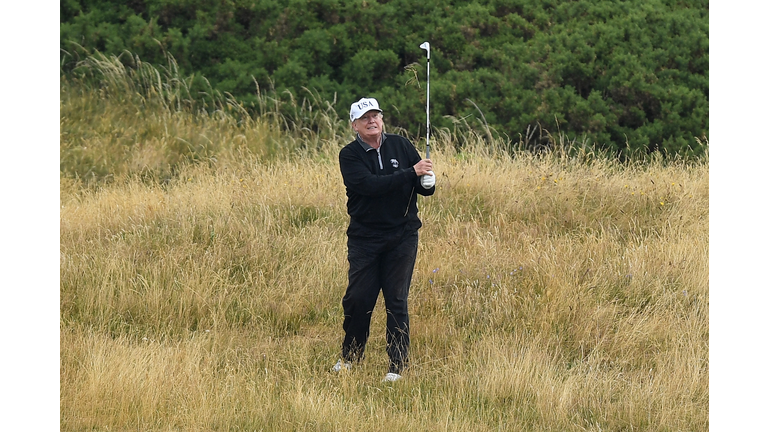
[61,0,708,156]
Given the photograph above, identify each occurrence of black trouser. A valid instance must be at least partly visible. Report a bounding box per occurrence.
[341,227,418,374]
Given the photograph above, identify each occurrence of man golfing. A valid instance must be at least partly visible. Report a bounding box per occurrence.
[333,95,435,382]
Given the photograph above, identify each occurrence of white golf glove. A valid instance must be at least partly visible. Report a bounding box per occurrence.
[420,171,435,188]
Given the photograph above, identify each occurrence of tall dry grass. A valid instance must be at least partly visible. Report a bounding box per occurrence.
[61,53,708,431]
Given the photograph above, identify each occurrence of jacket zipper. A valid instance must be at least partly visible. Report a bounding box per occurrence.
[404,187,414,217]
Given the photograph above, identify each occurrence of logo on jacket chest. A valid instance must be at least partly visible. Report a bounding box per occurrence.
[390,158,399,168]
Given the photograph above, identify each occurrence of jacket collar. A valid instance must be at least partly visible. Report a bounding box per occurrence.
[356,133,387,152]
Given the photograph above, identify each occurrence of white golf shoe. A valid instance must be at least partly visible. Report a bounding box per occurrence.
[382,372,402,382]
[331,359,352,372]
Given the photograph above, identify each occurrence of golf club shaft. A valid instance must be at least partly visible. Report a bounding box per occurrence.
[420,42,431,160]
[426,52,430,159]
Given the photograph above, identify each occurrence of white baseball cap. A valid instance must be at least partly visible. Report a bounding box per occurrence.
[349,97,382,121]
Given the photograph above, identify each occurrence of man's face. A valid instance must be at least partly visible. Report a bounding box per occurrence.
[353,111,383,141]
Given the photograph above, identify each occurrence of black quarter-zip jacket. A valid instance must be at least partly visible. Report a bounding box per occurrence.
[339,133,435,236]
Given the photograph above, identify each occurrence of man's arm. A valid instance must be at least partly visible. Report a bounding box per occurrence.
[339,147,417,197]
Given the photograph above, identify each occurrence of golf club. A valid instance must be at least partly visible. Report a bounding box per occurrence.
[419,41,430,159]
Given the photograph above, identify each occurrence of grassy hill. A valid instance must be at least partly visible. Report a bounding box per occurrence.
[60,58,708,431]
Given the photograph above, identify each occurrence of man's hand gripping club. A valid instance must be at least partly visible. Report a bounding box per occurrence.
[415,159,435,188]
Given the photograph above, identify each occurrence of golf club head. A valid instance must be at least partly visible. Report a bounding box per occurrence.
[419,42,430,59]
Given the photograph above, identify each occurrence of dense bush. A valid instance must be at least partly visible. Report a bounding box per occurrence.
[61,0,708,156]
